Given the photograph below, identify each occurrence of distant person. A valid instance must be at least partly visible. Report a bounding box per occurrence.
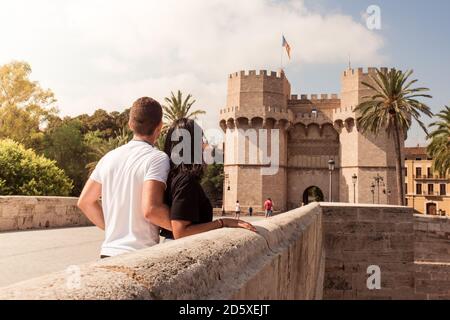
[221,205,226,216]
[159,119,256,241]
[235,200,241,220]
[264,198,273,218]
[248,206,253,217]
[78,97,172,259]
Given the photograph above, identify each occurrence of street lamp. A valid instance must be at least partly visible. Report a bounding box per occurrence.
[373,174,384,204]
[328,159,336,202]
[352,174,358,203]
[370,182,376,204]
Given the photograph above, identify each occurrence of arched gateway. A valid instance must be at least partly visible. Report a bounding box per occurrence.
[303,187,325,205]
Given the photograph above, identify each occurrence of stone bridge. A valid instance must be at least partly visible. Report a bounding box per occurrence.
[0,197,449,299]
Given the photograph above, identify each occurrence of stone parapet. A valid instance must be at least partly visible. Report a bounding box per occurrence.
[0,196,92,232]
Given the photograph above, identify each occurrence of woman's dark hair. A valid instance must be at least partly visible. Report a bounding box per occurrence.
[163,118,205,179]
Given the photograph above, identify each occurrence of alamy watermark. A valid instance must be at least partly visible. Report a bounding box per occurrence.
[65,265,82,290]
[367,265,381,290]
[365,5,382,30]
[169,126,281,176]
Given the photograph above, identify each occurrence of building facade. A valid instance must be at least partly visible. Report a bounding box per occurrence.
[219,67,404,212]
[405,147,450,216]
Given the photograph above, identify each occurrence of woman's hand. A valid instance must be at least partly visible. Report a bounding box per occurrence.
[221,218,257,232]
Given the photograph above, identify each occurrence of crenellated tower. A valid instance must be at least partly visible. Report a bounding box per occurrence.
[219,70,293,212]
[219,67,404,212]
[336,67,399,205]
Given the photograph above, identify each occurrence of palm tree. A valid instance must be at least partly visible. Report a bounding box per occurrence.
[85,127,132,174]
[355,68,433,205]
[427,106,450,176]
[162,90,205,125]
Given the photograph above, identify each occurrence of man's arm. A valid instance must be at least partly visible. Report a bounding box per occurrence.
[142,180,172,231]
[77,179,105,230]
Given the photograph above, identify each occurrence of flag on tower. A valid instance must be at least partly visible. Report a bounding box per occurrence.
[282,35,291,60]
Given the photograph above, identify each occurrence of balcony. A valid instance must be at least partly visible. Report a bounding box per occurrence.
[413,175,449,181]
[422,191,445,197]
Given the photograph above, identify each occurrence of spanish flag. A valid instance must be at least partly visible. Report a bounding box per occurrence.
[282,35,291,60]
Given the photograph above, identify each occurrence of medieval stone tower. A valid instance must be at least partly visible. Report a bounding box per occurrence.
[219,67,402,212]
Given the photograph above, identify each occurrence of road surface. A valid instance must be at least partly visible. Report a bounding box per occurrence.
[0,216,263,288]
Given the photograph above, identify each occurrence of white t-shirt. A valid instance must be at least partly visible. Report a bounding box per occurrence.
[235,203,241,212]
[90,140,170,257]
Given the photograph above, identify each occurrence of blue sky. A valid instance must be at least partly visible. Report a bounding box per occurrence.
[290,0,450,146]
[0,0,448,147]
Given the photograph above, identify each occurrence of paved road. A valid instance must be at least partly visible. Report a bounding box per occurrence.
[0,216,264,288]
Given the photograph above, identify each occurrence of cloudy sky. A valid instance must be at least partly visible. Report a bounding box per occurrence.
[0,0,449,146]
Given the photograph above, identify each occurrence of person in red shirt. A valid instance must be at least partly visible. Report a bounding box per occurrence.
[264,198,273,218]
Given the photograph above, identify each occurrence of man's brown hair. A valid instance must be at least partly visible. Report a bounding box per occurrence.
[129,97,163,136]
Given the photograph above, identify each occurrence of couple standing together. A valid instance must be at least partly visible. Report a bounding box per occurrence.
[77,97,256,258]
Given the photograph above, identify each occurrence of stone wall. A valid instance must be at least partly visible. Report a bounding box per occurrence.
[414,215,450,299]
[1,203,449,300]
[322,204,415,299]
[0,196,92,232]
[0,204,325,300]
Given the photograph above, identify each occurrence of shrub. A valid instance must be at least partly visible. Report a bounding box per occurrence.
[0,139,73,196]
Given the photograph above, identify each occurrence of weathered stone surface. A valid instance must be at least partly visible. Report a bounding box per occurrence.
[0,204,325,300]
[322,204,416,300]
[0,196,92,232]
[1,202,449,300]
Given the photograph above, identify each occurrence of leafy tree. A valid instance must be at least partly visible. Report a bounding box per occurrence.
[85,127,132,174]
[201,163,224,207]
[163,90,205,125]
[355,69,433,205]
[0,139,73,196]
[427,106,450,176]
[41,120,90,195]
[0,61,57,147]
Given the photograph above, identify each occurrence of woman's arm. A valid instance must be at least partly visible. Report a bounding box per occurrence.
[171,218,257,240]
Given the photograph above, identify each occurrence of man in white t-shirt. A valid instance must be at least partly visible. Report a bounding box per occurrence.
[77,97,172,258]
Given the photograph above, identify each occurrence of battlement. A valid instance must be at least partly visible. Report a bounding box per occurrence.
[342,67,390,77]
[289,93,339,101]
[220,105,290,115]
[228,69,285,79]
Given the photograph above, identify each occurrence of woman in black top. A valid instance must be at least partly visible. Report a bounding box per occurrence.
[161,118,256,240]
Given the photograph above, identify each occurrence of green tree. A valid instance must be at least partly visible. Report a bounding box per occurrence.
[85,127,132,174]
[427,106,450,176]
[0,61,57,147]
[41,120,90,196]
[162,90,206,125]
[201,163,224,207]
[355,69,433,205]
[0,139,73,196]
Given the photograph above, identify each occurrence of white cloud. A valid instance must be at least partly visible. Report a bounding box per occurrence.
[0,0,385,128]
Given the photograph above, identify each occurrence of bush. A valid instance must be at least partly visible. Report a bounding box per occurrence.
[0,139,73,196]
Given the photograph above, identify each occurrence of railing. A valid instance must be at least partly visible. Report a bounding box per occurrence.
[413,175,449,180]
[422,191,446,196]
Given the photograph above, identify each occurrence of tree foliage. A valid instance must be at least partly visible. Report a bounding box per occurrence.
[201,163,224,207]
[355,68,433,205]
[0,139,73,196]
[0,61,58,147]
[427,106,450,176]
[162,90,205,125]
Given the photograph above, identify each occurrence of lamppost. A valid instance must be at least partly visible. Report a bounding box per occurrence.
[370,182,376,204]
[225,174,230,191]
[383,187,392,204]
[352,174,358,203]
[373,174,384,204]
[328,159,335,202]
